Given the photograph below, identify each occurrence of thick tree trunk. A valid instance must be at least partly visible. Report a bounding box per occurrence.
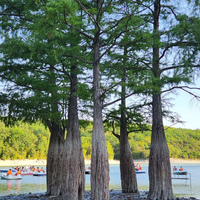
[148,1,173,199]
[148,94,173,200]
[61,65,85,200]
[120,130,138,193]
[120,52,138,193]
[91,9,110,198]
[91,112,110,200]
[46,124,65,196]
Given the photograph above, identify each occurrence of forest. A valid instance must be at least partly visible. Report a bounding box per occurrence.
[1,121,200,161]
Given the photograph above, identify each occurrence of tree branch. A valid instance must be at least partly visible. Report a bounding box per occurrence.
[127,128,150,134]
[75,0,101,31]
[111,121,120,140]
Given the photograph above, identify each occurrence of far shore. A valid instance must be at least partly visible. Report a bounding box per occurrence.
[0,158,200,167]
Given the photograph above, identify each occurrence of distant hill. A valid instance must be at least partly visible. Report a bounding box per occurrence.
[0,121,199,160]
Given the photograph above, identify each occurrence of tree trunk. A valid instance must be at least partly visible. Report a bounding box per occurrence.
[120,47,138,193]
[120,128,138,193]
[148,1,173,199]
[148,94,173,200]
[61,65,85,200]
[46,124,65,196]
[46,65,65,197]
[91,5,110,197]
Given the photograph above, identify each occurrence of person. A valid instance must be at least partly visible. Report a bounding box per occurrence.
[86,167,91,170]
[139,164,142,170]
[36,167,40,172]
[21,167,26,172]
[31,166,35,172]
[173,166,177,171]
[135,163,139,171]
[7,169,12,176]
[179,166,184,171]
[15,169,22,176]
[25,164,29,170]
[40,167,44,173]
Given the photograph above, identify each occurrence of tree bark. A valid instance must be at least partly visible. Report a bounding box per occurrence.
[120,47,138,193]
[46,65,85,200]
[46,124,65,196]
[61,65,85,200]
[46,65,65,197]
[148,94,173,200]
[120,127,138,193]
[147,1,173,199]
[91,2,110,197]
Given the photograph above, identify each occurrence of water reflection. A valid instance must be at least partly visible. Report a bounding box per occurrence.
[0,174,46,196]
[6,180,12,191]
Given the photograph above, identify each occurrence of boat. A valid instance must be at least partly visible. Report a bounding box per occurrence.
[85,167,91,174]
[173,171,187,175]
[1,174,22,180]
[33,171,46,176]
[0,169,9,173]
[85,169,91,174]
[20,171,33,176]
[0,169,16,173]
[135,170,146,174]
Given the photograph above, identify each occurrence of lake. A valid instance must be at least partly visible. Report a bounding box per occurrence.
[0,163,200,198]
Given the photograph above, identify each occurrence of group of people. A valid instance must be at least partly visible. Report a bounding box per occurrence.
[35,167,45,173]
[173,166,184,171]
[7,168,21,176]
[6,165,45,176]
[15,165,44,172]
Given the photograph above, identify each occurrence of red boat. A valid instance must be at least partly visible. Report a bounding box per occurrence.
[21,171,33,176]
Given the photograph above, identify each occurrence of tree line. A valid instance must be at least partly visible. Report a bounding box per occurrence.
[1,121,200,161]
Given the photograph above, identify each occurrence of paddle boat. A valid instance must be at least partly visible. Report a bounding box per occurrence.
[1,173,22,180]
[173,166,187,175]
[33,171,46,176]
[135,170,146,174]
[135,164,146,174]
[173,170,187,175]
[85,167,91,174]
[20,171,33,176]
[85,169,91,174]
[0,169,16,173]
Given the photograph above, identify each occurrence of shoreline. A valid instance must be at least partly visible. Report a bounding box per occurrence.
[0,191,199,200]
[1,158,200,167]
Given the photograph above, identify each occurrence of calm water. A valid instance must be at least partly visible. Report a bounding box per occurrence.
[0,163,200,198]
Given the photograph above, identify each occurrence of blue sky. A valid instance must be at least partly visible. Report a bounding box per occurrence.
[163,81,200,130]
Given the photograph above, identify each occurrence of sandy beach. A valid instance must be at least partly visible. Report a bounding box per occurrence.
[0,158,200,167]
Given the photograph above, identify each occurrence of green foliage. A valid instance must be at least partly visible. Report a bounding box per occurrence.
[0,121,50,160]
[1,120,200,160]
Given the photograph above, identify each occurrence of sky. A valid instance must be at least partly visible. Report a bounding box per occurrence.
[163,80,200,130]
